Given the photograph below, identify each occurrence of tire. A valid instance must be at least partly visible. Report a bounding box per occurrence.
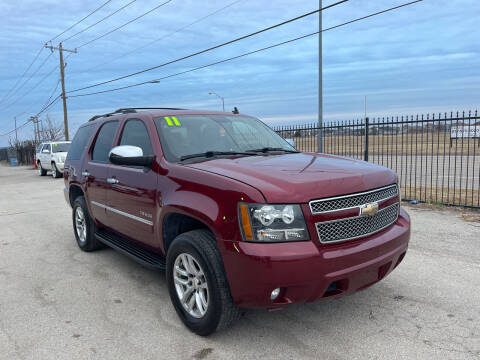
[166,229,241,336]
[37,162,47,176]
[72,196,102,252]
[51,162,62,178]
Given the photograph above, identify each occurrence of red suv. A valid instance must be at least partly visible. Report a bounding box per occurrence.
[64,107,410,335]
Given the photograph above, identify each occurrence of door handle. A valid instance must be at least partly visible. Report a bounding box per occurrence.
[107,178,119,184]
[81,171,90,177]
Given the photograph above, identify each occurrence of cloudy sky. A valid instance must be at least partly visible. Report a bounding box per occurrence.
[0,0,478,145]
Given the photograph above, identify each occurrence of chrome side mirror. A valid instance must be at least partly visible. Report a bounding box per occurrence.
[109,145,154,168]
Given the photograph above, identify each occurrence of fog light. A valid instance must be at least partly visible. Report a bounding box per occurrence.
[270,288,281,300]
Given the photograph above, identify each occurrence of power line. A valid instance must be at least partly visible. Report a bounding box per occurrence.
[321,0,423,32]
[0,0,101,104]
[0,119,33,137]
[69,32,321,98]
[48,0,115,43]
[4,52,76,112]
[68,0,348,93]
[62,0,137,43]
[2,52,55,111]
[68,0,423,98]
[79,0,244,73]
[0,95,62,137]
[42,79,61,110]
[3,63,58,113]
[0,45,44,105]
[37,95,63,117]
[76,0,173,49]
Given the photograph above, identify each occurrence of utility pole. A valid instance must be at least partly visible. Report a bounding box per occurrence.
[317,0,323,153]
[30,116,39,144]
[14,117,18,145]
[44,42,77,141]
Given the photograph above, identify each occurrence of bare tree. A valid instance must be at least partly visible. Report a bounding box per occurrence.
[40,114,64,141]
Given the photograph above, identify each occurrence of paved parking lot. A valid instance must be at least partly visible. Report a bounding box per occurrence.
[0,165,479,360]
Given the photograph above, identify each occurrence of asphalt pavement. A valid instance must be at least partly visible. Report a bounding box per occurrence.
[0,165,479,360]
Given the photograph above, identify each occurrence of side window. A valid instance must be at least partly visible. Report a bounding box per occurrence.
[92,121,119,163]
[43,144,51,153]
[36,144,44,153]
[67,125,95,161]
[119,119,153,156]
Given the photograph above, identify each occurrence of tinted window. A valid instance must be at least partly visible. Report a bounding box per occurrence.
[67,125,95,161]
[52,143,71,153]
[92,121,119,163]
[43,144,51,153]
[119,119,153,156]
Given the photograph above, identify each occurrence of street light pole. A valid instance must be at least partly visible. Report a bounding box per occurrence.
[209,92,225,112]
[318,0,323,153]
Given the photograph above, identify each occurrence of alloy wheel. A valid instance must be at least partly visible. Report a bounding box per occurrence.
[75,207,87,244]
[173,253,209,318]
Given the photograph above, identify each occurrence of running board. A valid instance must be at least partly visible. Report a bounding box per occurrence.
[95,230,166,271]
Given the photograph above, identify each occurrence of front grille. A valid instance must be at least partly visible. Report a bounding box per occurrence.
[309,184,398,214]
[315,203,399,243]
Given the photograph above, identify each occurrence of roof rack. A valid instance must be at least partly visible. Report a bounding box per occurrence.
[88,107,187,122]
[116,107,187,112]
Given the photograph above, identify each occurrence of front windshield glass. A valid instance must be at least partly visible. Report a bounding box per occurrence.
[52,143,70,153]
[153,115,295,162]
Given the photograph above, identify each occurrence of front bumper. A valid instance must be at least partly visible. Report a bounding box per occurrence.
[221,208,410,308]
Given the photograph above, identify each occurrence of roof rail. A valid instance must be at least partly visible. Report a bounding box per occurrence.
[115,107,187,112]
[88,107,188,122]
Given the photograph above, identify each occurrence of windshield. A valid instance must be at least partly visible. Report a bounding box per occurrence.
[52,142,70,153]
[153,115,296,162]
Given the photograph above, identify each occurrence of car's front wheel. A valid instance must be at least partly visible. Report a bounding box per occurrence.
[166,229,241,336]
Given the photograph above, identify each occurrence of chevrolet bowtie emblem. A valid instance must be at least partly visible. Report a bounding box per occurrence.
[360,202,379,217]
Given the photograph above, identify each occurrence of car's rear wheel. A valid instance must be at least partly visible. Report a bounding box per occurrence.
[37,162,46,176]
[51,162,61,178]
[166,229,241,336]
[72,196,102,252]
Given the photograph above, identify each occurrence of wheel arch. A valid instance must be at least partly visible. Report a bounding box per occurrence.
[69,184,84,207]
[162,212,215,254]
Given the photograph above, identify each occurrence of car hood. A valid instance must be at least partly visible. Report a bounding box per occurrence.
[185,153,397,203]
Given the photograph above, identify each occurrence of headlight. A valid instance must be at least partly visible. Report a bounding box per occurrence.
[239,203,310,242]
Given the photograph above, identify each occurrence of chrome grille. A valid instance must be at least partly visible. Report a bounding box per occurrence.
[309,185,398,214]
[315,203,399,244]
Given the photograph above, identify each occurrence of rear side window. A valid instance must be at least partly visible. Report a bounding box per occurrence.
[119,119,153,156]
[52,142,70,153]
[92,121,119,163]
[67,125,95,161]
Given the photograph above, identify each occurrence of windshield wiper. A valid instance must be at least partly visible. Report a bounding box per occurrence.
[246,147,299,154]
[180,151,256,161]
